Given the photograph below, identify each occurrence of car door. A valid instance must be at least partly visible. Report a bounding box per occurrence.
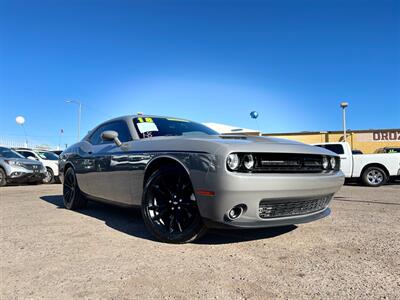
[78,120,135,205]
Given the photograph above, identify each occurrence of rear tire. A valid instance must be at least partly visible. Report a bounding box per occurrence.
[141,166,207,243]
[0,168,7,187]
[63,167,87,210]
[362,166,387,187]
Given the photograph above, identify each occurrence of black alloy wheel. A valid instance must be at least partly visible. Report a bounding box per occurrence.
[63,167,87,210]
[142,166,206,243]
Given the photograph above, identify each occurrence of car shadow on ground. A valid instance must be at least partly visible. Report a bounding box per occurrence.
[40,195,297,245]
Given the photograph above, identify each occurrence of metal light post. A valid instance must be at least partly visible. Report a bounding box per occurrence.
[15,116,28,147]
[65,100,82,141]
[340,102,348,142]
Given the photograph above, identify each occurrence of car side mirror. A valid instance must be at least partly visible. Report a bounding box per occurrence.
[101,130,122,147]
[27,156,37,160]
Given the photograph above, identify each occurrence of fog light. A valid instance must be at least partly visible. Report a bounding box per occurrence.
[227,205,244,220]
[10,172,23,178]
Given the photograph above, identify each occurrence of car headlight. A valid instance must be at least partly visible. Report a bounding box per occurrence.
[4,160,22,166]
[243,154,255,170]
[330,157,336,169]
[322,156,329,169]
[227,154,240,170]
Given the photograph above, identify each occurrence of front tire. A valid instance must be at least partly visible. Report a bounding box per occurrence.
[141,166,207,243]
[0,168,7,187]
[63,167,87,210]
[43,167,54,184]
[362,166,387,187]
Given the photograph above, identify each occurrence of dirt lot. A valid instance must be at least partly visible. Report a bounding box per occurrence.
[1,183,399,299]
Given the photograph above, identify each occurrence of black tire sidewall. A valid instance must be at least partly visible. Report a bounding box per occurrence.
[141,166,206,243]
[362,167,387,187]
[63,168,87,210]
[0,168,6,186]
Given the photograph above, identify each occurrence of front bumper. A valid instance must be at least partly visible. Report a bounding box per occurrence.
[7,172,45,183]
[5,165,46,183]
[196,171,344,228]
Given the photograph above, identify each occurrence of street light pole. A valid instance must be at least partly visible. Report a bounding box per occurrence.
[340,102,348,142]
[66,100,82,141]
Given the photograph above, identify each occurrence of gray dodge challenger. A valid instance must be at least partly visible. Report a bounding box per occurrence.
[59,115,344,243]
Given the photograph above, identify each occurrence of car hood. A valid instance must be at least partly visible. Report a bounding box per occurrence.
[125,135,337,157]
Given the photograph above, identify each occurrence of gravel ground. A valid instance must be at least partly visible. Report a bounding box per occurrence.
[1,183,399,299]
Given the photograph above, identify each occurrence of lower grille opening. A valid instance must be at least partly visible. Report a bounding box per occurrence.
[259,195,332,219]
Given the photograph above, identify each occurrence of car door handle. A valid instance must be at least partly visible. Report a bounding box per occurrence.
[340,157,347,159]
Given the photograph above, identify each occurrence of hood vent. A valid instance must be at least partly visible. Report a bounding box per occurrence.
[219,135,248,140]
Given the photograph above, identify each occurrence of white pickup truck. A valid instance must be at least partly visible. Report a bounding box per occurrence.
[314,142,400,187]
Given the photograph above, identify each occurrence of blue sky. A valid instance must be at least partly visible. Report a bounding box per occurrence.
[1,0,399,147]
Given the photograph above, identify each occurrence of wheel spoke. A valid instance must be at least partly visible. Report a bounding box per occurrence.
[169,215,175,233]
[148,203,167,211]
[153,208,168,221]
[175,218,183,232]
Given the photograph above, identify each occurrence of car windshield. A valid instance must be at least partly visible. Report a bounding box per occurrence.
[133,117,218,138]
[37,151,59,160]
[0,147,25,159]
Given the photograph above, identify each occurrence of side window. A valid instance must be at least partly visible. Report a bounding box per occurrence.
[19,151,31,158]
[88,127,105,145]
[88,121,132,145]
[324,144,344,155]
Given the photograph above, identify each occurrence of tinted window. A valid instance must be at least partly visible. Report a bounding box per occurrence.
[37,151,59,160]
[316,144,344,155]
[0,147,25,159]
[17,151,34,158]
[89,121,132,145]
[16,150,36,158]
[133,117,218,139]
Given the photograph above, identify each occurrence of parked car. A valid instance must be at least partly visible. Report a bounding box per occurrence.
[0,146,46,186]
[59,115,344,243]
[375,147,400,154]
[314,142,400,187]
[14,148,60,184]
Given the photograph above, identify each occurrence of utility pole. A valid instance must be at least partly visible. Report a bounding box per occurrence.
[340,102,349,142]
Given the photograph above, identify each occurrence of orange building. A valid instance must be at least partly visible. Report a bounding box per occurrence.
[263,129,400,154]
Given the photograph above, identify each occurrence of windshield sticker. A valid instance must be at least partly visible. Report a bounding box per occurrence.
[138,117,154,123]
[137,122,158,133]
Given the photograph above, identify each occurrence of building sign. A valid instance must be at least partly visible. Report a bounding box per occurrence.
[356,130,400,142]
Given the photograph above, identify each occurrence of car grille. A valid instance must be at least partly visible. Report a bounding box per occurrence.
[259,195,332,219]
[21,163,41,170]
[254,153,325,173]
